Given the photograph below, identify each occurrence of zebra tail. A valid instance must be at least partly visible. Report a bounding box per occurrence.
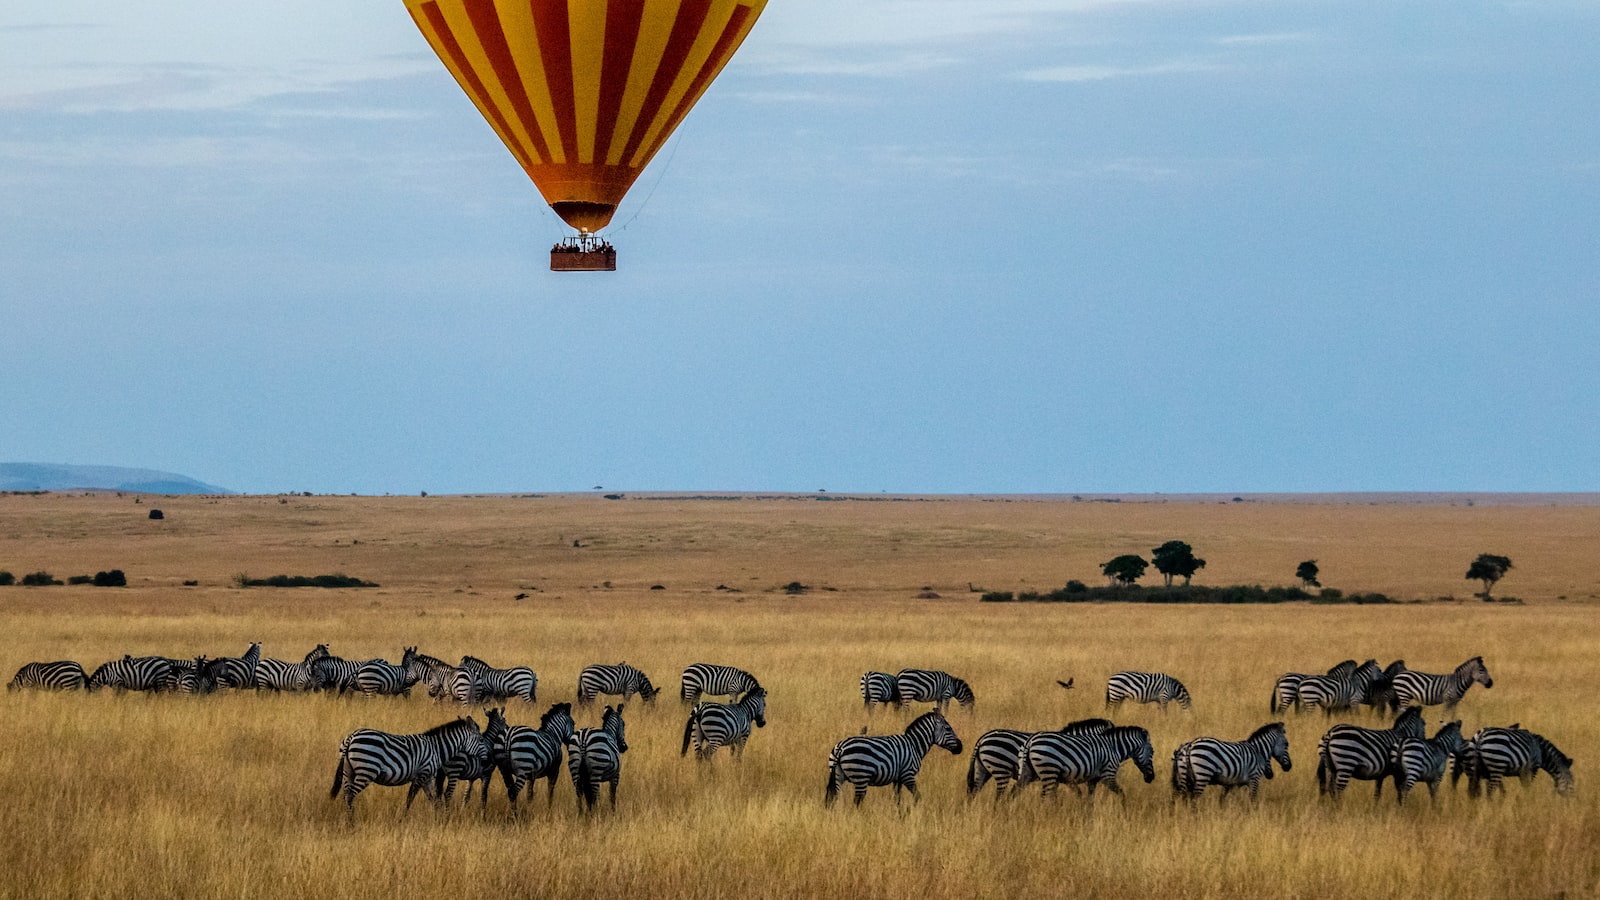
[1315,739,1330,795]
[825,760,841,807]
[577,754,598,808]
[966,747,983,795]
[330,751,346,800]
[680,709,696,757]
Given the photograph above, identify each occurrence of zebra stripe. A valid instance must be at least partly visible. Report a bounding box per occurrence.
[87,655,172,692]
[486,703,575,808]
[567,704,628,811]
[329,716,485,813]
[1017,725,1157,799]
[1171,722,1291,802]
[1316,706,1425,799]
[352,647,423,697]
[1270,659,1358,714]
[680,663,759,704]
[1294,659,1385,716]
[1391,656,1492,712]
[576,662,659,706]
[431,666,484,704]
[966,718,1113,799]
[1105,672,1191,711]
[202,642,261,690]
[860,671,896,711]
[1388,721,1464,805]
[1462,726,1574,798]
[824,710,963,807]
[255,645,330,692]
[459,655,537,703]
[680,687,766,761]
[9,660,89,691]
[893,668,975,713]
[161,656,215,694]
[440,721,494,806]
[312,654,376,693]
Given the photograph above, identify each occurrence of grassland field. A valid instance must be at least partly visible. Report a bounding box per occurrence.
[1,492,1597,899]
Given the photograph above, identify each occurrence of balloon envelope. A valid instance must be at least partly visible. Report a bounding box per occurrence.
[405,0,768,233]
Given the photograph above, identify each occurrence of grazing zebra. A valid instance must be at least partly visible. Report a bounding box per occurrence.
[966,718,1113,800]
[860,671,897,712]
[8,660,88,691]
[566,704,629,811]
[351,647,422,697]
[680,687,767,761]
[1016,725,1157,799]
[486,703,575,809]
[893,668,975,713]
[255,645,330,692]
[201,641,262,690]
[1461,726,1574,798]
[1270,659,1357,714]
[680,663,759,705]
[1294,659,1386,716]
[1105,672,1191,711]
[1391,656,1492,712]
[87,655,172,692]
[329,716,484,813]
[825,710,963,807]
[576,662,660,706]
[161,656,215,694]
[1171,722,1292,803]
[1316,706,1425,799]
[458,655,537,703]
[1388,720,1464,805]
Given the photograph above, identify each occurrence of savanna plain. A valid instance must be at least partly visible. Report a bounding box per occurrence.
[2,492,1598,899]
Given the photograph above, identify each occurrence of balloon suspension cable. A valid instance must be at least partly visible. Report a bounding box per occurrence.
[550,232,617,272]
[614,122,689,234]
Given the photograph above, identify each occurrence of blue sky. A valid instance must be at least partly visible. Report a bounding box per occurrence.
[2,0,1597,495]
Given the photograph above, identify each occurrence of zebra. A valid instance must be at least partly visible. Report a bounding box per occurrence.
[458,655,537,703]
[1293,659,1385,716]
[8,660,88,691]
[1270,659,1357,714]
[680,687,767,761]
[576,662,660,706]
[566,704,629,811]
[351,647,422,697]
[1016,725,1157,799]
[255,644,330,692]
[202,642,261,690]
[966,718,1113,800]
[860,671,896,712]
[440,718,495,806]
[329,716,484,814]
[1316,705,1425,799]
[161,656,215,694]
[1388,720,1464,805]
[1390,656,1492,712]
[430,666,485,705]
[311,653,377,693]
[486,703,575,809]
[680,663,759,705]
[87,655,172,692]
[824,710,963,807]
[1461,726,1574,798]
[1105,672,1191,711]
[1171,722,1292,803]
[893,668,975,713]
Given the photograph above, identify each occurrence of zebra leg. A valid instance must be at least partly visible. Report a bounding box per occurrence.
[608,776,619,810]
[1426,779,1440,804]
[853,783,867,806]
[905,779,921,805]
[892,783,903,806]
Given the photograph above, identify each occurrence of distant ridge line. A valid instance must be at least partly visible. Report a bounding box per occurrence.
[0,463,231,495]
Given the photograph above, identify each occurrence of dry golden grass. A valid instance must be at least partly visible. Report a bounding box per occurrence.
[2,493,1597,899]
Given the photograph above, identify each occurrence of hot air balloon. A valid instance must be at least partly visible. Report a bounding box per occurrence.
[403,0,769,271]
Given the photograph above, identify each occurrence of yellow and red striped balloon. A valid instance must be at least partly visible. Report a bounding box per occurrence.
[404,0,768,234]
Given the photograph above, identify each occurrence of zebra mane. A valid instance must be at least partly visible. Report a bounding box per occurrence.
[460,654,493,668]
[1248,722,1286,743]
[906,709,948,732]
[1457,656,1485,673]
[1383,659,1407,677]
[539,702,573,730]
[420,716,479,737]
[1327,659,1358,676]
[1059,718,1113,735]
[1536,734,1573,770]
[1106,725,1150,743]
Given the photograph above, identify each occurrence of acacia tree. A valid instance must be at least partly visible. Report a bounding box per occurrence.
[1151,540,1206,587]
[1102,554,1148,586]
[1296,560,1321,588]
[1466,553,1513,599]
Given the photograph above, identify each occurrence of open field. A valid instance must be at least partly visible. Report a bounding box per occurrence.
[2,492,1598,899]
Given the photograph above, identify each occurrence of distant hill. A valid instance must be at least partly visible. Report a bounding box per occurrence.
[0,463,230,495]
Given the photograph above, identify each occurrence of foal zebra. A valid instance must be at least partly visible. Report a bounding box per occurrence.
[1316,706,1425,799]
[1270,659,1357,714]
[576,662,660,706]
[486,703,575,809]
[825,710,963,807]
[1461,726,1574,798]
[680,663,759,705]
[860,671,896,712]
[1390,656,1492,712]
[567,704,629,811]
[1017,725,1157,799]
[1388,720,1464,805]
[966,718,1113,800]
[1105,672,1191,711]
[1294,659,1385,716]
[894,669,975,713]
[9,660,88,691]
[255,645,330,692]
[87,655,172,692]
[203,642,261,690]
[1171,722,1291,803]
[681,687,767,761]
[459,655,537,703]
[330,716,484,813]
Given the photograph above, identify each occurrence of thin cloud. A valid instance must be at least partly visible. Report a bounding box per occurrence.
[1020,59,1225,82]
[1215,31,1317,46]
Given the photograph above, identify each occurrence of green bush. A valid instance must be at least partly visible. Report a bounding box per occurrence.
[94,570,127,587]
[979,591,1014,603]
[236,573,379,588]
[0,571,14,586]
[21,571,62,586]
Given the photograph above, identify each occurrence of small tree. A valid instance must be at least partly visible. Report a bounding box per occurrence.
[1102,554,1148,586]
[1465,553,1513,599]
[1296,560,1321,588]
[1151,540,1206,587]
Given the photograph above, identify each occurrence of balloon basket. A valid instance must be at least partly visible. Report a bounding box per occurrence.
[550,234,616,272]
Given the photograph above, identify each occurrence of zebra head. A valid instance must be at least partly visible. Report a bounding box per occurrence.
[741,687,767,728]
[540,702,576,740]
[1113,726,1156,783]
[1252,722,1291,773]
[1536,736,1575,796]
[1393,705,1425,739]
[951,678,976,711]
[1433,721,1465,756]
[1383,659,1407,678]
[1169,679,1193,710]
[1463,656,1493,689]
[909,710,963,755]
[603,704,628,753]
[484,707,508,748]
[303,644,330,665]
